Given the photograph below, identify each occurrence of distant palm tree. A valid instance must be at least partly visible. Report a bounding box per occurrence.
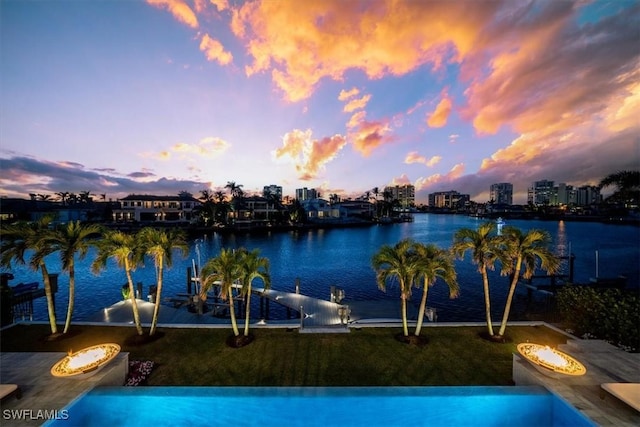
[412,242,459,337]
[138,227,189,336]
[45,221,102,333]
[92,230,145,336]
[214,191,226,203]
[237,248,271,338]
[79,191,93,204]
[56,191,70,206]
[0,215,59,335]
[497,226,559,337]
[452,222,504,338]
[200,248,242,337]
[372,239,416,337]
[225,181,244,199]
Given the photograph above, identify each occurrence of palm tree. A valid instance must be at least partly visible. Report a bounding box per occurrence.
[138,227,189,336]
[599,170,640,205]
[237,248,271,338]
[225,181,244,199]
[372,238,417,337]
[412,242,459,337]
[55,191,70,206]
[199,248,242,337]
[0,215,59,334]
[92,230,145,336]
[45,221,102,334]
[497,226,560,337]
[452,222,504,338]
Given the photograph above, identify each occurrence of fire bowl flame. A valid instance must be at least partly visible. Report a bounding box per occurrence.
[51,343,121,378]
[517,343,586,377]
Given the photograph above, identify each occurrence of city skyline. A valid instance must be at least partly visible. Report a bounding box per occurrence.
[1,1,638,205]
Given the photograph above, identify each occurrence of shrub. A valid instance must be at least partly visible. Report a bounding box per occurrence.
[556,285,639,352]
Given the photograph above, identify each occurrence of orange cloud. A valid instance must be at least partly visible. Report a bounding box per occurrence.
[347,111,366,130]
[350,119,393,157]
[427,94,452,128]
[404,152,442,167]
[343,95,372,113]
[230,0,498,102]
[150,137,230,161]
[338,87,360,101]
[199,34,233,65]
[147,0,198,29]
[273,129,347,180]
[210,0,228,12]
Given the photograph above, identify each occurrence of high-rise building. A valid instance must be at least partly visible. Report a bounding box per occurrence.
[576,185,601,206]
[528,180,554,206]
[553,183,577,205]
[428,190,470,208]
[489,183,513,205]
[263,185,283,201]
[384,184,415,208]
[295,187,318,201]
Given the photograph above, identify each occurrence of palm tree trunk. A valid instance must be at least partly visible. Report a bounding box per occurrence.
[401,294,409,337]
[244,284,252,337]
[498,257,522,337]
[40,264,57,334]
[63,263,75,334]
[414,280,430,337]
[125,260,144,336]
[229,290,240,337]
[150,261,163,336]
[481,266,494,337]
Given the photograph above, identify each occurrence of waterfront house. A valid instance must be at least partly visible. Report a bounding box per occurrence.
[112,194,200,224]
[301,198,338,222]
[227,195,281,227]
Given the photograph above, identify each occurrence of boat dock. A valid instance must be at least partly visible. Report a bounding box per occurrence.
[86,286,421,332]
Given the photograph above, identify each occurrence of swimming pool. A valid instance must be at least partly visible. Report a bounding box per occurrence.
[46,386,595,427]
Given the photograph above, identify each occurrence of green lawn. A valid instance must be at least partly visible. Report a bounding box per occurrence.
[0,324,568,386]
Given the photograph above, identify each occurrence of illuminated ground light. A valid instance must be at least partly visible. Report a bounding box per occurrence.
[517,343,587,377]
[51,343,121,378]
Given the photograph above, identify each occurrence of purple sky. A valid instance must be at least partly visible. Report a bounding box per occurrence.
[1,0,638,204]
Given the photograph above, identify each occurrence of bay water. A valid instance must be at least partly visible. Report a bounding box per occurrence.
[4,214,639,323]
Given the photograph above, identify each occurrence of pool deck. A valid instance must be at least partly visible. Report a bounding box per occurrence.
[513,339,640,426]
[0,351,128,426]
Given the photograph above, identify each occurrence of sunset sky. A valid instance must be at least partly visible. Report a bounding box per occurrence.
[1,0,638,204]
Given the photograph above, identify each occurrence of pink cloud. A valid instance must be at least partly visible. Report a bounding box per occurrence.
[350,119,394,157]
[414,163,465,191]
[404,151,442,167]
[390,174,411,186]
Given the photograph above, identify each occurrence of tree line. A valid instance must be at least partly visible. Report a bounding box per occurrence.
[372,222,559,344]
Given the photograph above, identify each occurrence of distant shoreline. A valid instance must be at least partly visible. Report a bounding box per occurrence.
[102,211,639,237]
